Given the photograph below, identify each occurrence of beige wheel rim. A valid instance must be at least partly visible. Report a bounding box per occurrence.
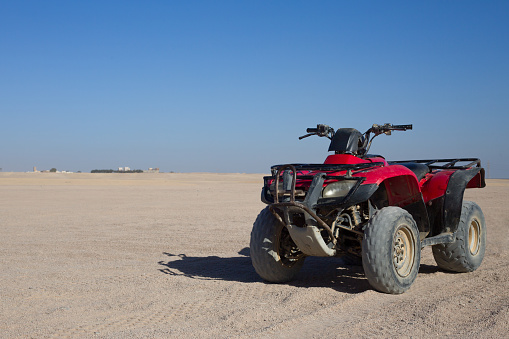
[393,225,415,277]
[468,219,481,256]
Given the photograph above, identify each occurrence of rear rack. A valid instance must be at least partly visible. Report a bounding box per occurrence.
[389,158,481,170]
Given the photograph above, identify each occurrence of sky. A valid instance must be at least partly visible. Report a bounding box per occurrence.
[1,1,508,177]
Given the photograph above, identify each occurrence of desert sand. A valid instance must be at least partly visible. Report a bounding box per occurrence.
[0,172,507,338]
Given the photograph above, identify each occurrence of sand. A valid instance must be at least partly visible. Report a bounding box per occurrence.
[0,173,507,338]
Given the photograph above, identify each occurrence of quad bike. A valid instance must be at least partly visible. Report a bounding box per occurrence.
[250,123,486,294]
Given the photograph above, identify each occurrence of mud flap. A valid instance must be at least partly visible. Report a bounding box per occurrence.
[443,167,483,233]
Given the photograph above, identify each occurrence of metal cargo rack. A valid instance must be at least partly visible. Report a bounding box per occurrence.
[269,162,385,177]
[389,158,481,170]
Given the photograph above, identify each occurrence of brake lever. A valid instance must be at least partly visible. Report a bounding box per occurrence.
[299,133,314,140]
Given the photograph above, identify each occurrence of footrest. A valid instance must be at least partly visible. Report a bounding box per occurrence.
[421,232,455,247]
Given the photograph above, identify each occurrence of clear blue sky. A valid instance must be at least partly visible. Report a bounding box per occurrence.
[1,1,508,177]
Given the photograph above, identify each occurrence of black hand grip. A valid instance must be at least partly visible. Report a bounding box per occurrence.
[306,128,318,133]
[392,124,412,130]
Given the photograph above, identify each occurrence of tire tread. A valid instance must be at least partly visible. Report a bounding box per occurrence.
[432,201,486,273]
[250,207,305,283]
[362,207,421,294]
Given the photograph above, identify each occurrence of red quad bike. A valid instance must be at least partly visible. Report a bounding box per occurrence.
[250,123,486,294]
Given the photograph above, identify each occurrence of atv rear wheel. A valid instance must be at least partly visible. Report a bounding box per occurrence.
[250,207,305,283]
[362,207,421,294]
[432,201,486,272]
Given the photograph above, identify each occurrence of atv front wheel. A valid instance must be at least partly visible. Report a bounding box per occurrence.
[432,201,486,272]
[362,207,421,294]
[250,207,305,283]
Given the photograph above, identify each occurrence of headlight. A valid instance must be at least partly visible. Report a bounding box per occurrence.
[322,180,356,198]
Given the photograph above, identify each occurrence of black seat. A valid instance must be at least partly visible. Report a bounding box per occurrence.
[399,163,430,181]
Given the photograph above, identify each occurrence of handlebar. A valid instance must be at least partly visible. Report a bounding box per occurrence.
[299,123,412,145]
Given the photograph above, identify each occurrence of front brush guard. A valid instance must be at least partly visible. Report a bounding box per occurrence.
[269,165,336,257]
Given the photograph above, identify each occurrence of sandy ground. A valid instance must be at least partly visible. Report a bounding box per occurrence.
[0,172,507,338]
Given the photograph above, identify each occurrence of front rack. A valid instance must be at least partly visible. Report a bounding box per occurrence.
[270,162,385,176]
[389,158,481,170]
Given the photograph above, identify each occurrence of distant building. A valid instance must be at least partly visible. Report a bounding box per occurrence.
[144,167,160,173]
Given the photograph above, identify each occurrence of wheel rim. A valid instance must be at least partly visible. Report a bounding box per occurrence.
[277,226,304,266]
[468,219,481,256]
[393,225,416,277]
